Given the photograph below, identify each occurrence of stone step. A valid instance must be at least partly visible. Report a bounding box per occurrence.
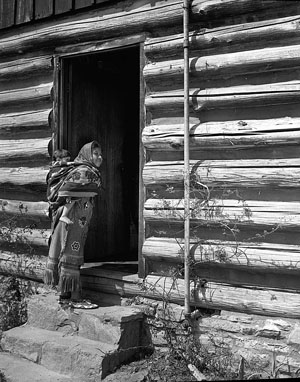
[0,351,78,382]
[27,291,151,350]
[1,325,137,381]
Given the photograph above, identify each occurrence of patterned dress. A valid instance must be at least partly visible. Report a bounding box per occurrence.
[44,142,101,294]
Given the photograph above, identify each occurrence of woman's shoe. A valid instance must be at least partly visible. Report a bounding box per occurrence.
[71,299,98,309]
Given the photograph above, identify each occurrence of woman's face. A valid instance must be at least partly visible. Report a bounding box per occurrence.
[92,147,103,167]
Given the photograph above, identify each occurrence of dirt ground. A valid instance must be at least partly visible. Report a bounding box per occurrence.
[103,348,197,382]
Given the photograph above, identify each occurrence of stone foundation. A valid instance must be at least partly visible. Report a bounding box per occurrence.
[193,310,300,377]
[132,297,300,378]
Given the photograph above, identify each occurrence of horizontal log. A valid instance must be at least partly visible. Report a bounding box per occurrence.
[0,199,48,218]
[145,16,300,58]
[0,250,46,281]
[191,0,300,21]
[0,228,50,248]
[0,109,51,135]
[0,56,52,81]
[145,96,300,120]
[144,198,300,229]
[143,237,300,270]
[0,0,183,57]
[143,117,300,150]
[0,83,52,108]
[143,159,300,188]
[144,44,300,81]
[55,33,148,55]
[147,260,300,291]
[146,81,300,112]
[145,275,300,318]
[0,167,48,187]
[80,270,300,318]
[0,138,50,163]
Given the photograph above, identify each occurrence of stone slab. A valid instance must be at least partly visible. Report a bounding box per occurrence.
[287,324,300,349]
[1,325,119,381]
[27,292,151,349]
[0,352,77,382]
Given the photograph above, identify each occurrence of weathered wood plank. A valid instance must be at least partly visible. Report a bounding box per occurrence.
[143,118,300,150]
[0,138,50,163]
[15,0,33,24]
[143,237,300,270]
[0,109,51,134]
[55,33,147,55]
[145,95,300,121]
[145,16,300,59]
[54,0,72,14]
[191,0,300,21]
[146,81,300,112]
[146,275,300,317]
[0,188,46,202]
[0,228,50,247]
[145,186,300,204]
[75,0,94,9]
[147,260,300,291]
[0,83,52,108]
[0,56,52,81]
[0,251,46,281]
[0,0,183,57]
[0,0,15,29]
[35,0,53,19]
[144,45,300,81]
[143,159,300,189]
[144,198,300,229]
[0,199,48,218]
[80,271,300,318]
[0,167,48,187]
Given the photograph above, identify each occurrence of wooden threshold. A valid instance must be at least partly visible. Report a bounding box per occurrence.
[80,264,300,319]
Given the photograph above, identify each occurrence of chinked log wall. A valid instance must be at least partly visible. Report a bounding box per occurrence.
[143,0,300,317]
[0,0,187,280]
[0,0,300,317]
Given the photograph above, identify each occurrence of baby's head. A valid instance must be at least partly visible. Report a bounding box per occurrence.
[53,149,71,164]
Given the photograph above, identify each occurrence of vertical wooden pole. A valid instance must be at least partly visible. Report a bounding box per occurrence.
[183,0,190,317]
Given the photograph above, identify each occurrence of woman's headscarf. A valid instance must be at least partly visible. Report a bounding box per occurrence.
[74,141,100,167]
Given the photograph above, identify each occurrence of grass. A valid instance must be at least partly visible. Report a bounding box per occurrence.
[0,275,36,334]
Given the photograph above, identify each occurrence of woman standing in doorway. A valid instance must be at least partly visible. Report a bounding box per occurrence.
[44,141,103,308]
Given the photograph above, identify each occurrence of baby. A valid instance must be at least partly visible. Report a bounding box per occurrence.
[50,149,75,225]
[52,149,72,166]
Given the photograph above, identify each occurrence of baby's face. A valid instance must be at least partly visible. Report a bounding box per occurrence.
[61,156,71,164]
[92,147,103,167]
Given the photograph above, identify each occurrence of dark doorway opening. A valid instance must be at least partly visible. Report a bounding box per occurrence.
[61,46,140,263]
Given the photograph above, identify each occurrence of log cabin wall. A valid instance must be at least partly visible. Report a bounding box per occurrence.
[0,0,300,317]
[142,0,300,317]
[0,0,185,279]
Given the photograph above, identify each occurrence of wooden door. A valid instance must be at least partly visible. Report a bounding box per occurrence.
[61,46,140,262]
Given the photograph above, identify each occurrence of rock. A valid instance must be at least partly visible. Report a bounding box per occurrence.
[255,322,281,339]
[220,311,253,324]
[27,293,77,335]
[102,369,149,382]
[1,326,116,381]
[197,316,241,333]
[287,324,300,349]
[240,326,257,335]
[265,319,291,331]
[0,352,77,382]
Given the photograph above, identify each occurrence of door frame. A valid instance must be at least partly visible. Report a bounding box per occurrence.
[52,34,146,277]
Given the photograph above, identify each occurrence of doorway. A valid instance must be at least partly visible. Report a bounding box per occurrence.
[60,46,140,263]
